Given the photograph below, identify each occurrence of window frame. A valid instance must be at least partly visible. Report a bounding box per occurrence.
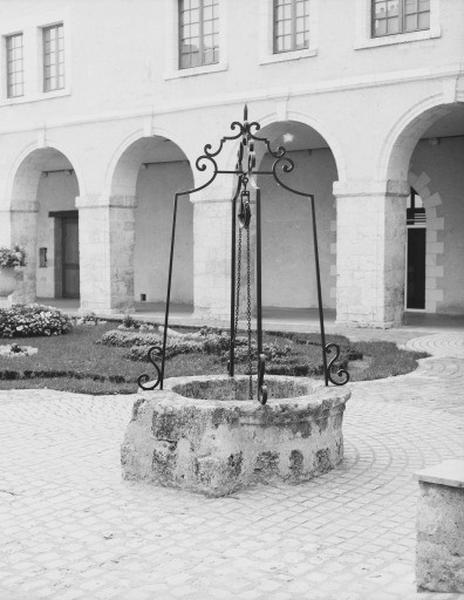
[5,32,24,98]
[354,0,440,50]
[371,0,431,39]
[272,0,310,55]
[164,0,227,80]
[259,0,317,65]
[42,22,65,93]
[178,0,220,70]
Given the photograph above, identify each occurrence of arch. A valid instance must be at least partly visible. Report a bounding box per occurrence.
[106,128,196,199]
[408,170,444,313]
[253,116,339,311]
[7,140,84,209]
[105,130,196,309]
[7,144,82,304]
[379,95,464,182]
[217,107,346,187]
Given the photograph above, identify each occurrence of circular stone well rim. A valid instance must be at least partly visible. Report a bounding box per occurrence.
[161,374,350,413]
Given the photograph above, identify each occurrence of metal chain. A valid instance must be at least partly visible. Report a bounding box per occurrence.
[246,224,253,400]
[234,227,242,337]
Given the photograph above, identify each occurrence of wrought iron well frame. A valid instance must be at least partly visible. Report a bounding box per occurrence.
[138,106,349,403]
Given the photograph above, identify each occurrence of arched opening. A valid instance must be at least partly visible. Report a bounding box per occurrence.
[255,120,338,317]
[10,147,80,304]
[388,102,464,316]
[110,136,194,312]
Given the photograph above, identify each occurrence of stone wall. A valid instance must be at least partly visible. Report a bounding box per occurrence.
[121,375,350,497]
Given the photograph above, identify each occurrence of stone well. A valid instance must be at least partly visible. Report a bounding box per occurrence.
[121,375,350,497]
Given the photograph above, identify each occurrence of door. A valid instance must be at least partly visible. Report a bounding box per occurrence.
[61,215,80,298]
[406,227,426,309]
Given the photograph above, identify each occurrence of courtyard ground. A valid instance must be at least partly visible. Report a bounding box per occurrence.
[0,327,464,599]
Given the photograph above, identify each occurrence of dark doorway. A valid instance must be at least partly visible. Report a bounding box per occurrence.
[50,210,80,298]
[406,228,426,309]
[406,188,426,310]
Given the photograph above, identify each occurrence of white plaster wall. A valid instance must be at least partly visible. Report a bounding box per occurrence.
[134,162,193,304]
[259,149,336,309]
[0,0,462,124]
[35,171,78,298]
[410,137,464,314]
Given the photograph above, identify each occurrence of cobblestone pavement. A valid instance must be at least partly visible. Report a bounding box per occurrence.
[1,333,464,600]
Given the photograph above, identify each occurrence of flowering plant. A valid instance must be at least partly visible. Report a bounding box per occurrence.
[0,245,26,268]
[0,304,72,338]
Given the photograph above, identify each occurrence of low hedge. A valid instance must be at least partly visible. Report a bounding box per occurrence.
[0,304,72,338]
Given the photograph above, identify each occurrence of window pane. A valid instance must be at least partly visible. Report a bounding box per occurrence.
[418,10,430,29]
[387,1,399,16]
[405,14,418,30]
[374,1,387,18]
[374,18,387,36]
[387,16,400,33]
[405,0,418,13]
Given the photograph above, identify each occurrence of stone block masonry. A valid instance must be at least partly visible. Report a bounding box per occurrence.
[416,459,464,592]
[121,375,350,497]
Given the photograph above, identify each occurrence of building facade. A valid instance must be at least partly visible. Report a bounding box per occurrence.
[0,0,463,327]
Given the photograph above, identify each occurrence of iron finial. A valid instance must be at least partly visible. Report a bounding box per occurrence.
[243,104,248,122]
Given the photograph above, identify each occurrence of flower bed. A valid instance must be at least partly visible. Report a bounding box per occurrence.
[0,304,72,338]
[0,343,38,358]
[0,320,429,395]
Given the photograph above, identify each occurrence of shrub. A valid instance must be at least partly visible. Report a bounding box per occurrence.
[100,329,204,360]
[0,245,26,268]
[100,329,163,348]
[121,312,139,329]
[0,304,72,338]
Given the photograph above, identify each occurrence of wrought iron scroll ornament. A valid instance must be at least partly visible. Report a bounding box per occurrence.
[324,343,350,386]
[137,346,162,391]
[138,105,349,397]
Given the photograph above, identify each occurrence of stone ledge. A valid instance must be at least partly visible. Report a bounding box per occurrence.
[416,460,464,592]
[416,459,464,489]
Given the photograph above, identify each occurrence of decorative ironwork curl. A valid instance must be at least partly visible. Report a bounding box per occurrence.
[248,126,286,160]
[257,353,268,405]
[272,155,296,180]
[137,346,163,391]
[324,343,350,386]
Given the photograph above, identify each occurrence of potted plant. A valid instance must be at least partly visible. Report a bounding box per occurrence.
[0,245,26,297]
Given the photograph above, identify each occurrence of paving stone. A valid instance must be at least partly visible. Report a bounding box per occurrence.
[0,332,464,598]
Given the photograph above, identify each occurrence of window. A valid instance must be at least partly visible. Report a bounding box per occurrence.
[273,0,309,54]
[5,33,24,98]
[43,23,64,92]
[372,0,430,37]
[407,188,425,225]
[179,0,219,70]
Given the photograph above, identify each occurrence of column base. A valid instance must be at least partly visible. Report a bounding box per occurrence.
[335,316,403,329]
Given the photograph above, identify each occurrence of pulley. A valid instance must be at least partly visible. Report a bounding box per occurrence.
[238,189,251,229]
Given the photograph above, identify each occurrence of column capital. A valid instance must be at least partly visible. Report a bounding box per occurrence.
[76,194,137,209]
[9,200,38,213]
[333,179,409,198]
[190,178,236,204]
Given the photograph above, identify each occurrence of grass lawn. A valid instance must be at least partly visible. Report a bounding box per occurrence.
[0,322,428,395]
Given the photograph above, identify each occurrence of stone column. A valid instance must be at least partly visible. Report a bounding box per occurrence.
[76,195,136,314]
[192,185,233,321]
[334,180,408,328]
[9,202,38,304]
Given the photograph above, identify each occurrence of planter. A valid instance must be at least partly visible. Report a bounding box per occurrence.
[0,267,18,297]
[121,375,350,496]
